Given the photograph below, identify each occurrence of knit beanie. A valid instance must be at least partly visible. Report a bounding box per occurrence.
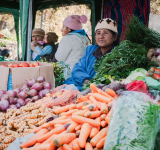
[46,32,58,43]
[95,18,118,34]
[32,28,45,37]
[63,15,88,30]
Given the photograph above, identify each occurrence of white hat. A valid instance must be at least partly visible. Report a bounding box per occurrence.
[95,18,118,34]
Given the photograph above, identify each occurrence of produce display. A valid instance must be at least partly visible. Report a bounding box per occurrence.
[0,76,51,112]
[0,62,40,68]
[19,84,116,150]
[0,103,54,150]
[146,67,160,80]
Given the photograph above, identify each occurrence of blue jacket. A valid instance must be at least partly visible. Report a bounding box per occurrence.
[64,45,99,90]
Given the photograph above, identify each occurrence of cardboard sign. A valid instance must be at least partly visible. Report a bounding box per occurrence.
[0,61,55,90]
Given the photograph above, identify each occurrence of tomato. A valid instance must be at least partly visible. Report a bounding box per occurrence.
[19,62,29,67]
[29,64,35,67]
[13,64,19,68]
[0,65,6,67]
[8,64,14,68]
[34,62,40,67]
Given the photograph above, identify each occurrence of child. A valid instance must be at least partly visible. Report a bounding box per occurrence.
[34,32,58,61]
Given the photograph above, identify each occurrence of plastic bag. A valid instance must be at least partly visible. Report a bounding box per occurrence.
[38,85,80,107]
[104,91,160,150]
[145,76,160,90]
[7,74,13,90]
[126,80,148,93]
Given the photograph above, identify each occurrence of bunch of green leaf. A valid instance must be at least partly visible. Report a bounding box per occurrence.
[126,16,160,48]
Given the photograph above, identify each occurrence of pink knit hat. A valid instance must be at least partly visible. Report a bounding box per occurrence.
[63,15,87,30]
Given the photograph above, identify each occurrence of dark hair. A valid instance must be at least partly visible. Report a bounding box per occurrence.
[109,30,120,47]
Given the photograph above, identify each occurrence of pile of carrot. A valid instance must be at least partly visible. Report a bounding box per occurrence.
[20,84,117,150]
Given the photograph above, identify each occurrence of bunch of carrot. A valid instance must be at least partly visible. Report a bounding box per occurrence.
[20,84,117,150]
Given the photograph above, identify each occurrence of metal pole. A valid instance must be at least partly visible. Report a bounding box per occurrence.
[40,10,43,28]
[101,0,104,19]
[26,0,33,61]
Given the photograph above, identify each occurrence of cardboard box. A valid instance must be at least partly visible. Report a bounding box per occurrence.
[0,61,55,90]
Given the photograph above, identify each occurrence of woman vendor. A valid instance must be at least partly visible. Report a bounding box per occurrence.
[54,15,91,70]
[64,18,119,90]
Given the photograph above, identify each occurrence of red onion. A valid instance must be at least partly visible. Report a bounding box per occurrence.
[13,88,22,97]
[31,83,43,91]
[22,84,28,90]
[37,76,45,83]
[32,95,40,102]
[1,94,9,100]
[26,78,36,87]
[17,98,25,106]
[39,89,50,98]
[28,89,38,97]
[25,98,32,104]
[23,87,30,92]
[155,48,160,57]
[7,90,16,98]
[0,100,9,111]
[18,91,28,99]
[9,105,17,109]
[9,97,17,105]
[0,90,6,95]
[43,82,51,89]
[16,103,21,109]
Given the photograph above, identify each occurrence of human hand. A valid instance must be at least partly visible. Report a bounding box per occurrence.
[33,41,39,46]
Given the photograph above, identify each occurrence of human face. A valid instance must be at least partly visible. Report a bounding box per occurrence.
[32,35,44,42]
[44,35,48,43]
[95,29,117,48]
[61,25,71,36]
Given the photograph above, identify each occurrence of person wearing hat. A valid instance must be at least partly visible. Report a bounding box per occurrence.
[31,28,45,61]
[54,15,91,71]
[33,32,58,61]
[64,18,120,90]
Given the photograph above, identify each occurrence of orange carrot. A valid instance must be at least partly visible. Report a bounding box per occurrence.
[72,143,81,150]
[92,93,112,103]
[90,83,98,93]
[82,104,97,111]
[76,130,81,137]
[79,123,91,148]
[43,134,56,144]
[90,128,108,146]
[90,118,100,138]
[89,96,101,109]
[72,114,100,127]
[37,123,70,143]
[49,118,71,126]
[54,133,76,147]
[85,142,94,150]
[20,128,49,148]
[57,147,64,150]
[75,124,81,131]
[36,143,50,150]
[73,110,88,117]
[63,144,72,150]
[54,105,71,114]
[67,122,79,133]
[100,114,107,121]
[77,95,89,103]
[98,89,113,99]
[42,123,50,128]
[96,137,106,149]
[33,143,41,147]
[47,135,56,150]
[50,126,54,131]
[48,116,68,125]
[69,104,77,110]
[68,138,79,149]
[105,88,117,97]
[101,121,107,127]
[100,103,108,114]
[105,108,112,124]
[32,126,43,133]
[60,109,78,116]
[76,102,87,109]
[84,111,101,119]
[54,124,62,128]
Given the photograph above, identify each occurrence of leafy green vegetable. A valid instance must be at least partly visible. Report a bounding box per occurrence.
[126,16,160,49]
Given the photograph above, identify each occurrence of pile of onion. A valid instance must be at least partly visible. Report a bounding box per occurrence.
[0,76,51,111]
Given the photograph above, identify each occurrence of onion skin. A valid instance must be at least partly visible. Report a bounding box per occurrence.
[39,89,50,98]
[1,94,9,101]
[0,90,6,95]
[26,78,36,87]
[17,98,25,106]
[0,100,9,111]
[18,91,28,99]
[9,97,17,105]
[25,98,32,104]
[7,90,16,98]
[31,83,43,91]
[13,88,22,97]
[16,103,21,109]
[28,89,38,97]
[23,88,30,93]
[37,76,45,83]
[22,84,28,90]
[9,105,17,109]
[32,95,40,102]
[43,82,51,89]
